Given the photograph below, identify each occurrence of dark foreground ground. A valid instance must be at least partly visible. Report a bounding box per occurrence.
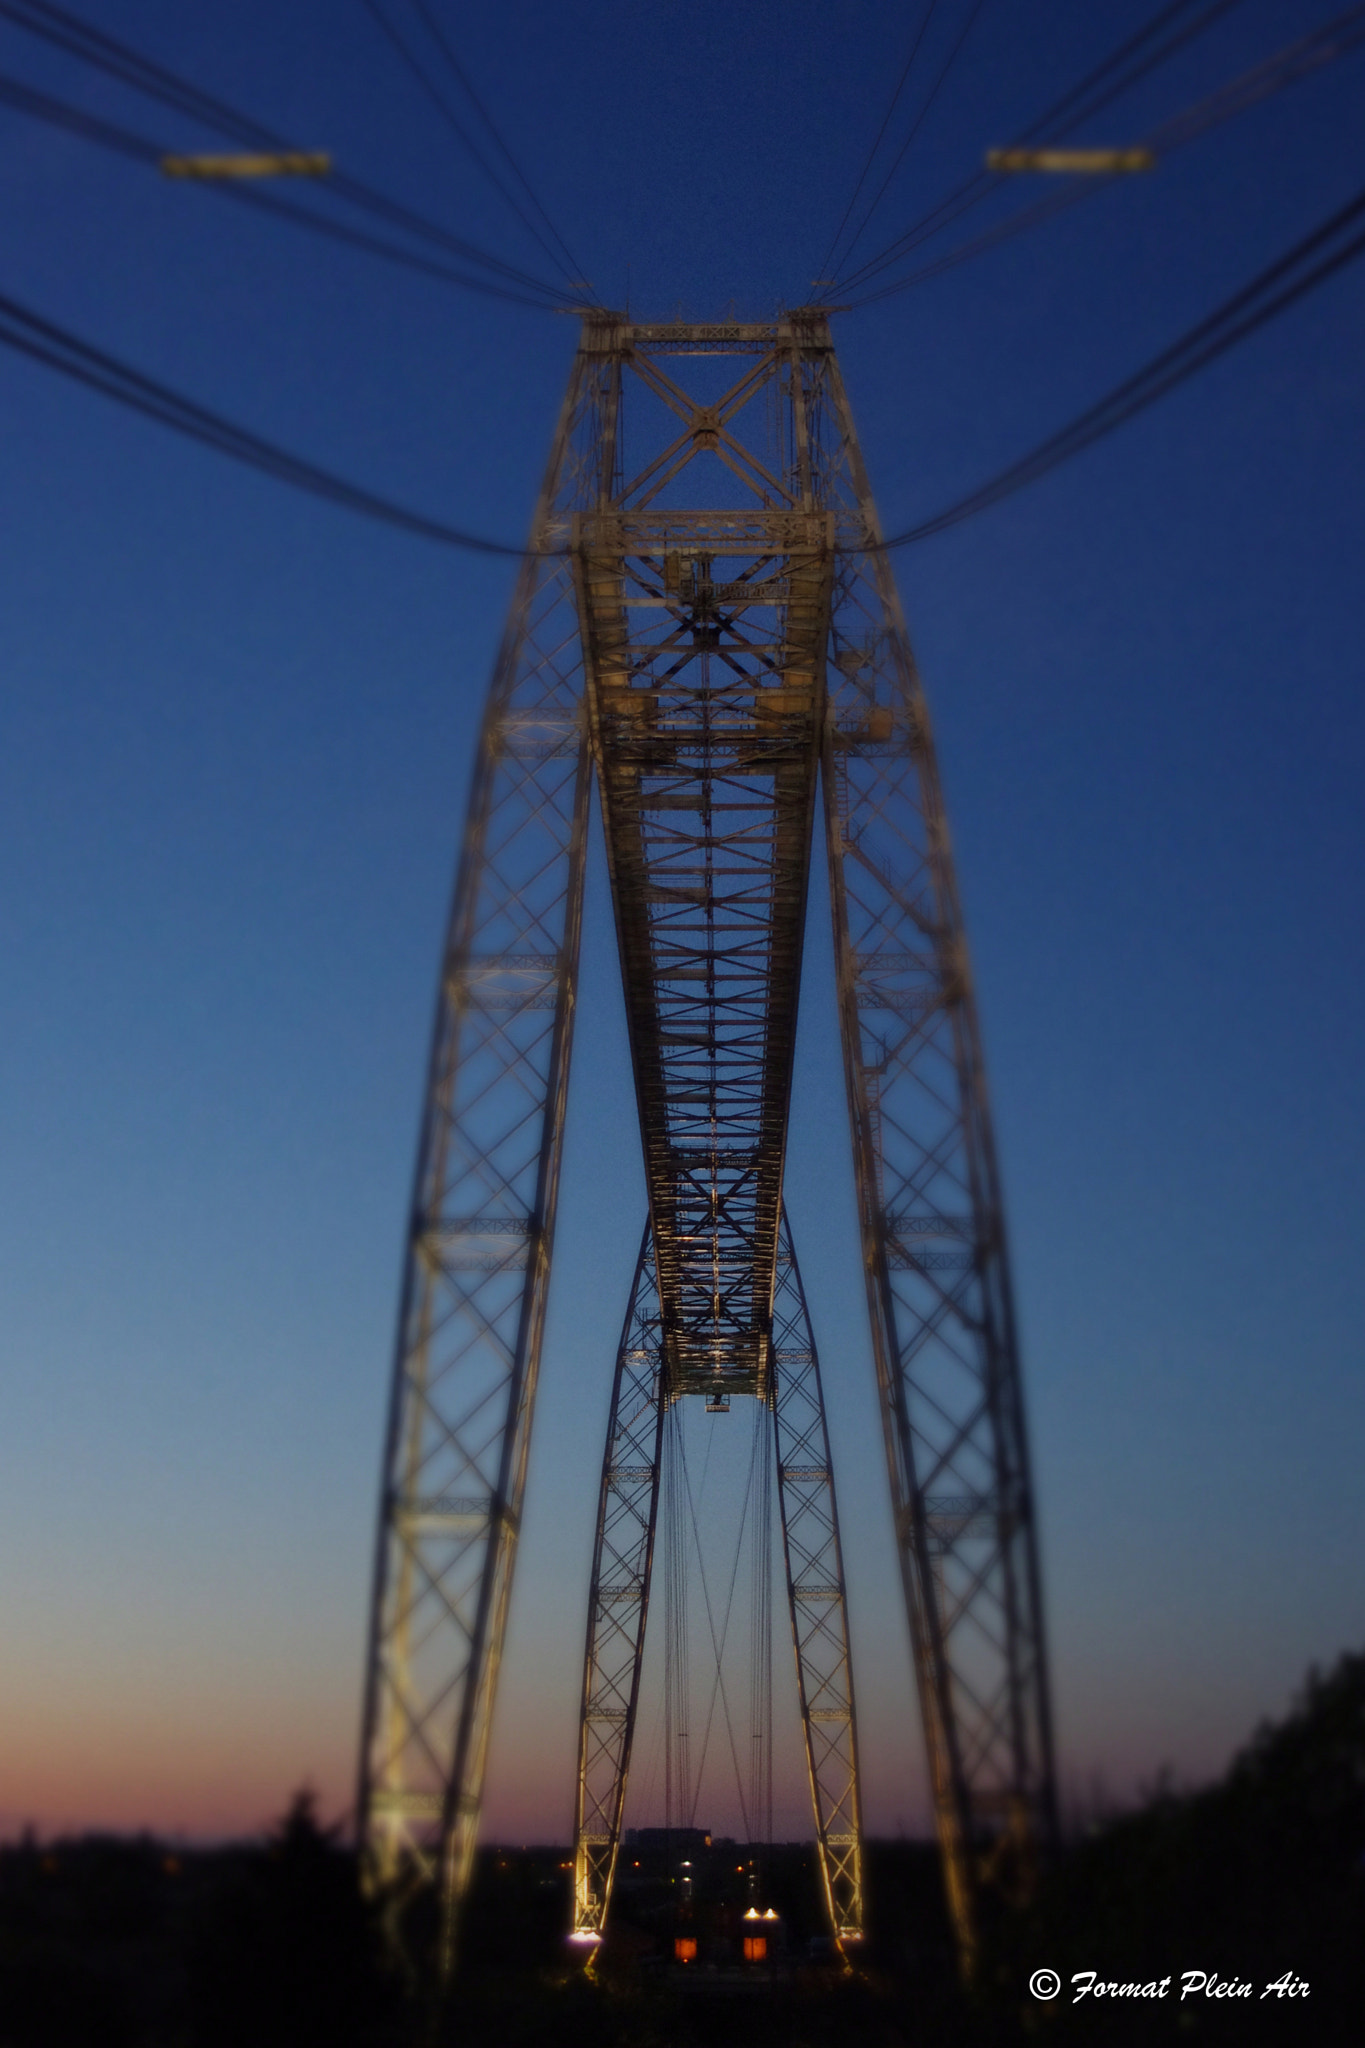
[3,1652,1362,2047]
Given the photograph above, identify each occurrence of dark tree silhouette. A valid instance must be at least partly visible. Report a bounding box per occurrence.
[186,1790,397,2048]
[983,1649,1365,2041]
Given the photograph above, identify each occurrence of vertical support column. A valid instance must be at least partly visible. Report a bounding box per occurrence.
[771,1209,864,1943]
[357,335,617,1980]
[806,323,1058,1966]
[572,1225,666,1938]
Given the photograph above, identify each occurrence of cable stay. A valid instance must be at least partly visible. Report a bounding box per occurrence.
[647,1388,778,1909]
[410,0,592,295]
[661,1408,753,1842]
[359,0,590,295]
[681,1424,754,1841]
[748,1403,774,1863]
[358,0,589,292]
[822,0,992,288]
[813,0,943,287]
[663,1408,686,1833]
[845,4,1365,306]
[0,0,568,303]
[822,0,1247,298]
[677,1412,768,1842]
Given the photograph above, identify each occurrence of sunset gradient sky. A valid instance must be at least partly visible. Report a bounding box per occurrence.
[1,0,1362,1847]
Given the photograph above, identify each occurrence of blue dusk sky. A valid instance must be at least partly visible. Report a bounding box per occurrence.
[0,0,1362,1847]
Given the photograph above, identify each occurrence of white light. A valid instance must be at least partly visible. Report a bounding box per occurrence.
[568,1930,602,1945]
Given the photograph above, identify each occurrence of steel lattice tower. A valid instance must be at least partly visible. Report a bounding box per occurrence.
[357,311,1057,1982]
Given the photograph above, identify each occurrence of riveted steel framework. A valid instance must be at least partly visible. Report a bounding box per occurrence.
[809,335,1059,1961]
[574,324,834,1407]
[356,348,607,1977]
[359,310,1056,1982]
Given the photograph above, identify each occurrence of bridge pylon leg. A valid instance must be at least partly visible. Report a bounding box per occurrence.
[809,341,1060,1965]
[772,1208,864,1944]
[571,1226,666,1940]
[356,344,617,1983]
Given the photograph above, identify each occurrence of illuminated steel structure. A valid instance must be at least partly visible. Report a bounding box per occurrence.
[357,312,1057,1979]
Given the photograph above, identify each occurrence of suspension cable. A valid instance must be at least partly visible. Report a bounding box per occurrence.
[358,0,587,292]
[844,5,1365,307]
[861,179,1365,552]
[748,1399,774,1862]
[832,0,992,282]
[409,0,590,292]
[814,0,942,286]
[664,1405,690,1835]
[0,0,567,301]
[827,0,1246,297]
[0,285,534,555]
[679,1421,754,1841]
[0,70,566,308]
[687,1411,760,1827]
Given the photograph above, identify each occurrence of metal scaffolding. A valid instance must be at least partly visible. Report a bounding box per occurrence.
[358,310,1057,1981]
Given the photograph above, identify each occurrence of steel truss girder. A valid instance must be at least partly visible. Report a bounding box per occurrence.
[571,1210,863,1946]
[356,348,613,1979]
[577,502,833,1402]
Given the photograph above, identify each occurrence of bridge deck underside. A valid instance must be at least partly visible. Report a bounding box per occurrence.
[580,515,831,1400]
